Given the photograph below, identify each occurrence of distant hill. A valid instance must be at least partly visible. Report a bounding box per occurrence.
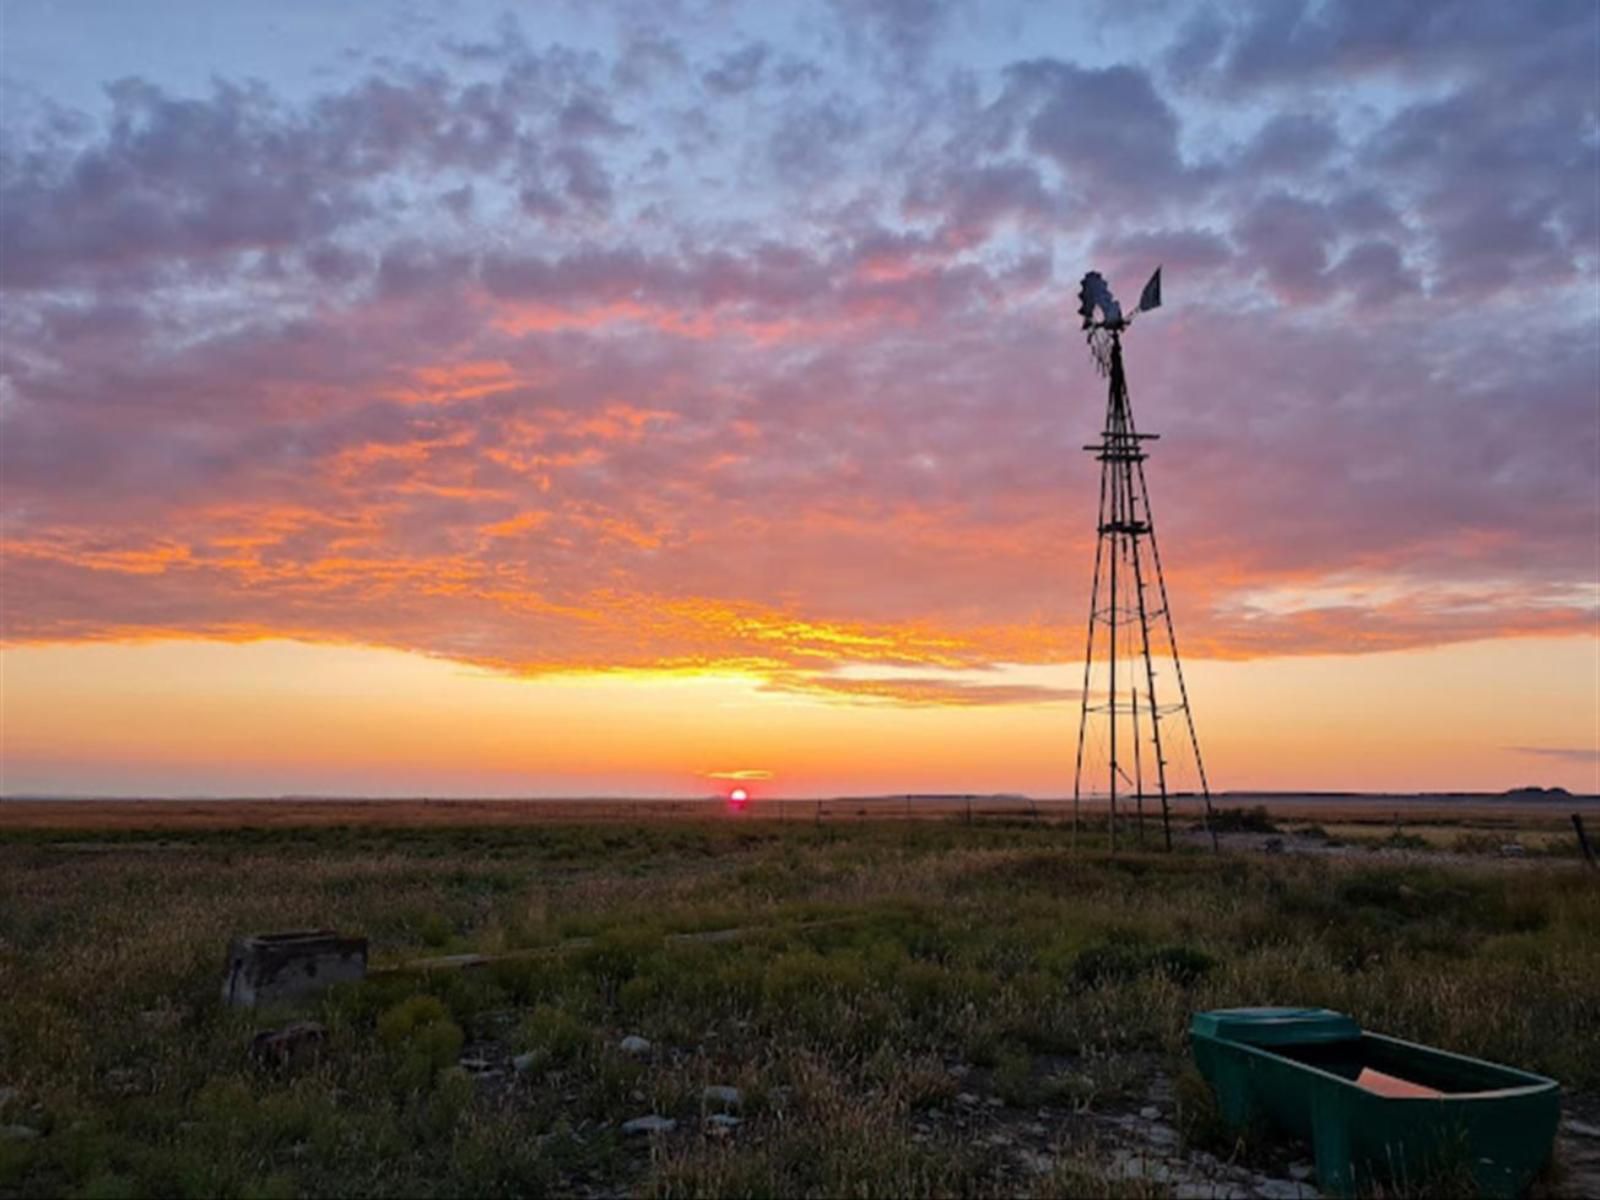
[1503,785,1572,798]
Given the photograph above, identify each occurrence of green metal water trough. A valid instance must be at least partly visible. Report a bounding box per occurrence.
[1190,1007,1559,1197]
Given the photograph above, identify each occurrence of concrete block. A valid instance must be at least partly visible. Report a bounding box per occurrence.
[222,930,367,1007]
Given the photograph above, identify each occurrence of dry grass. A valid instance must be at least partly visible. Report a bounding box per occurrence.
[1,816,1595,1197]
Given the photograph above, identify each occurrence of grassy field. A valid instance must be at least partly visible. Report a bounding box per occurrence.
[1,809,1596,1198]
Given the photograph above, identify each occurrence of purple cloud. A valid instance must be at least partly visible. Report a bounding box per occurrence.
[0,1,1594,693]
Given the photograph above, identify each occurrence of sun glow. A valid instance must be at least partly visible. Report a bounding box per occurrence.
[1,635,1595,797]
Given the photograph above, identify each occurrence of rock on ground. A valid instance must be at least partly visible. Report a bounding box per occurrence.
[248,1020,327,1068]
[621,1115,675,1136]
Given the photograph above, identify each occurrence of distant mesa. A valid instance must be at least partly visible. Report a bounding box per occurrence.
[1502,785,1571,798]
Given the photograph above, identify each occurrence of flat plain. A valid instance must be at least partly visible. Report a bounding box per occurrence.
[1,799,1596,1198]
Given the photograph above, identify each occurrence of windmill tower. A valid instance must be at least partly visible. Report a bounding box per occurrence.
[1071,269,1217,852]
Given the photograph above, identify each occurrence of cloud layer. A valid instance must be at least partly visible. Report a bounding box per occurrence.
[2,0,1596,702]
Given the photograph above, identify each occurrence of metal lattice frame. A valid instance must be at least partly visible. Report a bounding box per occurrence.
[1073,328,1218,853]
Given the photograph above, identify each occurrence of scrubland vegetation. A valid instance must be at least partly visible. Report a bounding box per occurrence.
[1,815,1595,1197]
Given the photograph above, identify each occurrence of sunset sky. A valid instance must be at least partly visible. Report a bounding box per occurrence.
[2,0,1596,798]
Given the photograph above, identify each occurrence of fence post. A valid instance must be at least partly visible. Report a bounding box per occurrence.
[1573,813,1597,869]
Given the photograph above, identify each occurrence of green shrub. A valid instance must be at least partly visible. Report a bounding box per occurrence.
[1208,806,1279,834]
[992,1048,1035,1106]
[762,949,867,1009]
[78,1172,140,1200]
[576,926,663,991]
[516,1003,592,1069]
[417,912,454,948]
[377,994,463,1089]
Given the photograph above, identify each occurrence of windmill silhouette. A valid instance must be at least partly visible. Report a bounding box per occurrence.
[1072,268,1218,852]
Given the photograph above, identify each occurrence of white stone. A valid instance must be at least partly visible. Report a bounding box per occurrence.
[1112,1151,1175,1183]
[619,1035,652,1056]
[706,1113,742,1129]
[1146,1122,1180,1147]
[703,1085,743,1109]
[957,1092,979,1106]
[1254,1180,1316,1200]
[621,1115,676,1135]
[1022,1151,1055,1175]
[1176,1187,1250,1200]
[1288,1163,1314,1181]
[1139,1105,1160,1119]
[512,1052,537,1074]
[1564,1118,1600,1139]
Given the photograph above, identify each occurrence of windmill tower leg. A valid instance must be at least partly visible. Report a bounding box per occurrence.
[1130,511,1174,852]
[1107,441,1119,854]
[1132,680,1147,848]
[1072,465,1110,854]
[1132,457,1221,854]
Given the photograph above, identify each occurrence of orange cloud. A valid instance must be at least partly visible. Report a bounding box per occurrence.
[5,537,195,576]
[389,360,523,405]
[479,511,551,539]
[759,670,1079,707]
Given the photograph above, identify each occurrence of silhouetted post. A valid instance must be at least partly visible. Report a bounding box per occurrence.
[1574,813,1597,869]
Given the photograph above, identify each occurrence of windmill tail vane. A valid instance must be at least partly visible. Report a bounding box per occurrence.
[1137,267,1161,313]
[1070,267,1218,855]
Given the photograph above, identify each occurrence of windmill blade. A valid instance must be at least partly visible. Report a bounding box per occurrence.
[1137,266,1162,313]
[1077,270,1122,329]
